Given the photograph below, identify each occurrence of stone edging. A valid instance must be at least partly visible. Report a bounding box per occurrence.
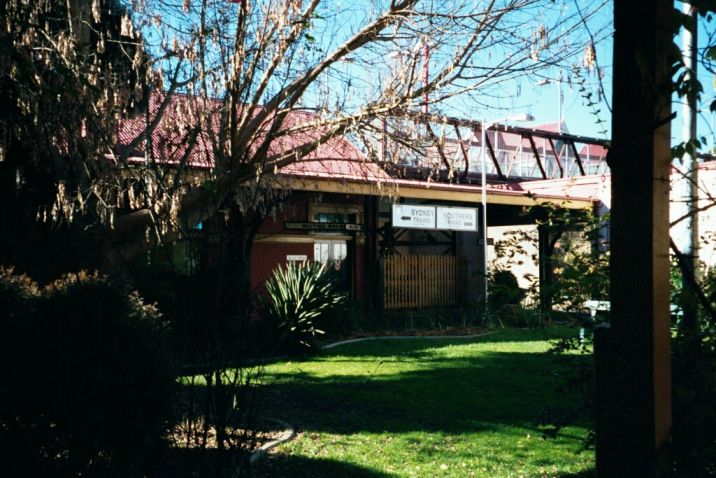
[249,418,295,465]
[321,332,491,349]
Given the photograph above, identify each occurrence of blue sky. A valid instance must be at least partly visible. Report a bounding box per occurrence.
[142,0,614,137]
[141,0,716,149]
[498,1,716,150]
[427,0,614,139]
[519,1,716,149]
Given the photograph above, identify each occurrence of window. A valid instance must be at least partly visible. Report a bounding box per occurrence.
[314,240,347,264]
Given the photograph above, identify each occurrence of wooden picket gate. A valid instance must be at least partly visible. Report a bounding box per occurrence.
[381,255,466,309]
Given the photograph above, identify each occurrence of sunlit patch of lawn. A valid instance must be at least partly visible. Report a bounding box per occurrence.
[252,328,594,478]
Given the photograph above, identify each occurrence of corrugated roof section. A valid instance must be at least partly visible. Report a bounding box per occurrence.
[117,92,365,169]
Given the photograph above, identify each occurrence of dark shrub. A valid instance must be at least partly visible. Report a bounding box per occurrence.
[671,337,716,477]
[489,269,526,306]
[0,269,174,477]
[321,298,365,336]
[670,265,716,476]
[488,270,532,327]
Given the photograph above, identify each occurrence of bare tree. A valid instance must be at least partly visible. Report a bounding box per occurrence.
[92,0,608,261]
[1,0,612,277]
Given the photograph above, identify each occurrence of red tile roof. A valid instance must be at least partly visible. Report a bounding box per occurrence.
[118,92,216,168]
[281,159,390,182]
[115,93,608,205]
[117,92,365,169]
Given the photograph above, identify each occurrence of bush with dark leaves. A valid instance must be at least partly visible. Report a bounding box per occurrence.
[0,268,174,477]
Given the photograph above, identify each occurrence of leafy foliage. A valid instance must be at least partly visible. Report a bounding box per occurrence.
[666,6,716,472]
[493,205,609,319]
[670,264,716,476]
[258,261,345,353]
[549,236,609,313]
[0,0,148,280]
[0,268,174,477]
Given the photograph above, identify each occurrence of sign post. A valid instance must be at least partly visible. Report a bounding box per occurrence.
[391,204,478,232]
[391,204,436,230]
[436,206,478,231]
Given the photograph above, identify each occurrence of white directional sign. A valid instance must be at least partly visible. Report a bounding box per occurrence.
[286,255,308,262]
[392,204,436,229]
[436,206,478,231]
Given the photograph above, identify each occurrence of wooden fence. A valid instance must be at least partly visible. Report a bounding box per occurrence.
[381,255,467,309]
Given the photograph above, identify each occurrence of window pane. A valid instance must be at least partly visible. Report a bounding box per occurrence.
[314,242,330,262]
[330,242,347,261]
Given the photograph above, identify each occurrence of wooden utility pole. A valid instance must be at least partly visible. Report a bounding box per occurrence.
[597,1,673,476]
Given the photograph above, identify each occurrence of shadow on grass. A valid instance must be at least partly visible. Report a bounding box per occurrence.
[556,469,596,477]
[255,349,591,436]
[252,454,397,478]
[156,447,250,478]
[158,448,400,478]
[244,332,594,477]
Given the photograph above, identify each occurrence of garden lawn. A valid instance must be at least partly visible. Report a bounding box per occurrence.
[252,328,594,478]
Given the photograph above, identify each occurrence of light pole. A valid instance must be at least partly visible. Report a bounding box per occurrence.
[536,77,563,133]
[480,113,534,314]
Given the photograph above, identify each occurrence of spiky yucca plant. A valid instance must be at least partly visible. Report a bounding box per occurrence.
[258,261,345,353]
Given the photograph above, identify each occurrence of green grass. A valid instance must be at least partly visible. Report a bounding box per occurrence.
[251,328,594,478]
